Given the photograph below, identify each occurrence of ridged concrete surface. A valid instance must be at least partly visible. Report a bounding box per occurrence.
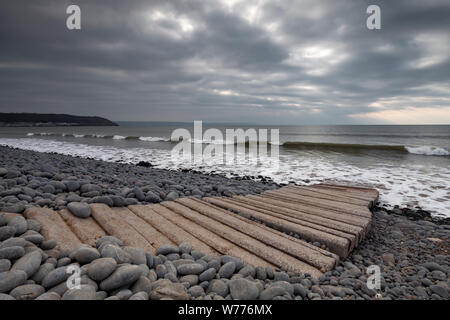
[16,184,377,278]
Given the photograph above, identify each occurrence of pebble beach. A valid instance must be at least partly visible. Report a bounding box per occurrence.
[0,146,449,300]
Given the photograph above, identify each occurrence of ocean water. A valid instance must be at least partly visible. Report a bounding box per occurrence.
[0,123,448,217]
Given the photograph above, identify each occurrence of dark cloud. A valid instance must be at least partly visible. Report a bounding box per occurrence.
[0,0,449,124]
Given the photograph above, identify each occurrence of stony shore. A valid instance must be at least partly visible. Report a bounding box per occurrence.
[0,145,449,300]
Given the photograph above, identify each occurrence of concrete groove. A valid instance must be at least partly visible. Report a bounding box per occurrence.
[128,204,217,255]
[310,184,379,202]
[164,199,325,277]
[89,203,154,253]
[176,198,337,270]
[188,198,340,265]
[151,203,275,268]
[204,197,351,258]
[58,208,107,247]
[112,207,175,253]
[263,190,372,218]
[18,184,377,278]
[230,195,364,243]
[283,185,369,207]
[23,207,82,253]
[249,194,371,230]
[225,197,359,251]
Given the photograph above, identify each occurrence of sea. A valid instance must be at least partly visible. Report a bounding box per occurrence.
[0,123,448,217]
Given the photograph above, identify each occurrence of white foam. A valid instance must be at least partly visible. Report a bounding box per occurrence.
[1,137,449,217]
[406,145,449,156]
[112,135,126,140]
[139,136,170,142]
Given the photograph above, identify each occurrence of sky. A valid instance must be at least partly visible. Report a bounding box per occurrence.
[0,0,449,125]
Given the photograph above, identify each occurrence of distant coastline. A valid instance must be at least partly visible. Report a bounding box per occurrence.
[0,113,118,127]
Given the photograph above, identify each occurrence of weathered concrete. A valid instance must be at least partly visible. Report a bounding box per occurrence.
[152,203,275,268]
[112,207,175,253]
[204,197,351,258]
[58,209,107,247]
[128,205,217,255]
[89,204,154,253]
[23,207,82,252]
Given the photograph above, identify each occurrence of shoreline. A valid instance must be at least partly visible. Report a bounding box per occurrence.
[0,144,447,224]
[0,145,449,300]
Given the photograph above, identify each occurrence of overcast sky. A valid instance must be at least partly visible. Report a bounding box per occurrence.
[1,0,449,124]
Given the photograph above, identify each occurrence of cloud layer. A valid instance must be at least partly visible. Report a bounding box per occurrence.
[1,0,449,124]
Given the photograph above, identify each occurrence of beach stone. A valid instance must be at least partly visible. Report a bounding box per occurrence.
[62,285,96,300]
[164,191,179,201]
[207,279,228,297]
[96,236,123,248]
[123,247,146,265]
[40,240,57,250]
[293,283,308,298]
[87,257,117,281]
[180,274,199,286]
[191,250,205,260]
[21,231,44,244]
[145,252,154,269]
[35,292,61,300]
[101,244,131,264]
[260,286,287,300]
[67,202,91,218]
[0,237,27,249]
[0,259,11,273]
[80,184,101,194]
[100,265,143,291]
[229,278,260,300]
[11,250,42,278]
[179,242,192,254]
[156,244,179,256]
[91,196,114,207]
[431,270,446,281]
[221,256,244,270]
[0,293,15,300]
[149,279,189,300]
[273,271,290,282]
[144,191,161,203]
[156,264,168,278]
[199,268,217,282]
[56,257,71,267]
[188,285,204,297]
[10,284,45,300]
[421,262,446,272]
[0,270,27,293]
[63,180,80,192]
[129,291,148,300]
[131,276,152,294]
[219,261,236,278]
[72,246,101,264]
[0,246,25,260]
[116,289,133,300]
[381,253,395,265]
[177,263,205,275]
[269,281,294,296]
[239,265,256,277]
[3,204,25,214]
[430,285,449,298]
[255,266,267,280]
[42,266,72,288]
[0,226,15,241]
[8,215,28,235]
[32,263,55,284]
[26,219,41,232]
[133,187,145,201]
